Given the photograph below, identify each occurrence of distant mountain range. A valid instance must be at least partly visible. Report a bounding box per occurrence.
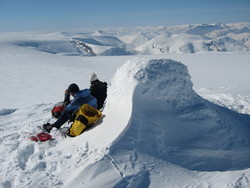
[2,22,250,56]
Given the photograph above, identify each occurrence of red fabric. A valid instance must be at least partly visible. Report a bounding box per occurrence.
[52,106,65,113]
[30,136,39,142]
[37,133,52,141]
[30,132,52,142]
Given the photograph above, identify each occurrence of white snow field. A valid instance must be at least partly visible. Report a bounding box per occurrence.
[0,23,250,188]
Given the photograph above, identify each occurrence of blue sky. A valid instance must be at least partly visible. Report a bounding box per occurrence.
[0,0,250,32]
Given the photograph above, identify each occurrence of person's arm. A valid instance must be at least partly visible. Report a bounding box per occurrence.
[63,89,70,106]
[65,97,80,113]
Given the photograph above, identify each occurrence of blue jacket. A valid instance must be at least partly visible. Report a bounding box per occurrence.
[53,89,97,129]
[65,89,97,113]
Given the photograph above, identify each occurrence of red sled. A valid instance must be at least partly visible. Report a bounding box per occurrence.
[30,132,52,142]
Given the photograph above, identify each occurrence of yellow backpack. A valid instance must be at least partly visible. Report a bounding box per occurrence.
[69,104,102,136]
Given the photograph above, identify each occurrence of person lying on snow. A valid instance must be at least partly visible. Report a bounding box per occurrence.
[43,83,97,132]
[89,72,108,110]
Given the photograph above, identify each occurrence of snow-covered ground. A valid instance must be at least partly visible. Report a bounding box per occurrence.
[0,26,250,188]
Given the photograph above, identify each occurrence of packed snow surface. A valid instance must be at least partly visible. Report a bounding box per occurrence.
[1,25,250,188]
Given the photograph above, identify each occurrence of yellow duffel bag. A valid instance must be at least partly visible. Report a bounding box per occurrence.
[69,104,102,136]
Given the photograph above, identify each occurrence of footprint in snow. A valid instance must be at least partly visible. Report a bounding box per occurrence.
[17,144,35,170]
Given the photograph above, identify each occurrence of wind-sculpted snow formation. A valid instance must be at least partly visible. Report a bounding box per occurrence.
[107,58,250,172]
[65,58,250,187]
[1,22,250,56]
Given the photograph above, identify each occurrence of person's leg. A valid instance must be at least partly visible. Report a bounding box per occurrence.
[53,111,71,129]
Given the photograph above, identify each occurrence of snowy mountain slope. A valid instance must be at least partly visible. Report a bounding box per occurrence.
[14,40,81,55]
[136,34,206,54]
[133,23,250,54]
[1,22,249,56]
[186,23,227,35]
[70,36,134,56]
[203,94,250,114]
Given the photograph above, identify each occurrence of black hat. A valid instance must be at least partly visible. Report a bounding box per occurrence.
[68,83,79,93]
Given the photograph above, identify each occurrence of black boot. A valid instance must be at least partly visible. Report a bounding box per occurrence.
[43,123,53,133]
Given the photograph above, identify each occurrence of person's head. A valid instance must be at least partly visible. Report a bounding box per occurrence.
[68,83,79,97]
[90,72,98,83]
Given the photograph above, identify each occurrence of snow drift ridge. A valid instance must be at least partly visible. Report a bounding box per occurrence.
[107,58,250,171]
[69,58,250,187]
